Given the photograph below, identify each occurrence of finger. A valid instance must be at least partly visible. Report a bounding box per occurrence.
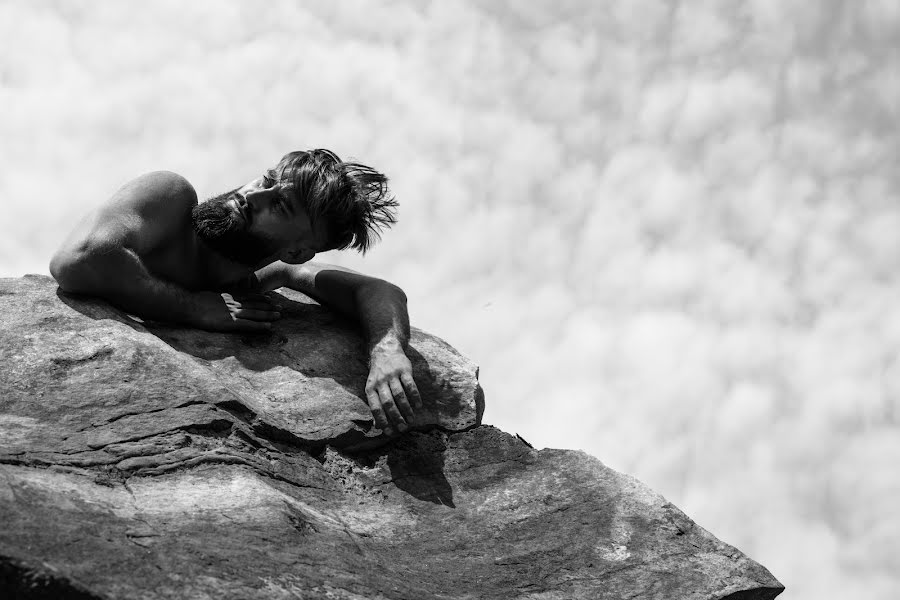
[389,378,415,424]
[234,300,278,311]
[400,372,423,409]
[261,294,284,310]
[241,294,280,307]
[220,293,238,307]
[233,308,281,321]
[366,388,391,434]
[378,383,406,431]
[233,318,272,332]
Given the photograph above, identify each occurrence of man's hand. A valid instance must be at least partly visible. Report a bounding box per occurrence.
[197,292,281,333]
[365,342,423,435]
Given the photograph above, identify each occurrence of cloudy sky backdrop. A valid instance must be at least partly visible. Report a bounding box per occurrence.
[2,0,898,597]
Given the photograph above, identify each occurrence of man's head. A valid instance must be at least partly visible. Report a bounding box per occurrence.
[192,149,397,267]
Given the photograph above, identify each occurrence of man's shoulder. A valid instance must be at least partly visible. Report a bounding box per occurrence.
[117,171,198,207]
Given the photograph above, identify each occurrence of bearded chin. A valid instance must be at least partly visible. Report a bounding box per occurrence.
[191,190,274,267]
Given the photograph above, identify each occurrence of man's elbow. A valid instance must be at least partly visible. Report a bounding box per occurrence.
[50,252,83,293]
[366,279,407,304]
[390,283,408,304]
[49,248,102,294]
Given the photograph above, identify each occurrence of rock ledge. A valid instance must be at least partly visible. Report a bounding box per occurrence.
[0,276,783,600]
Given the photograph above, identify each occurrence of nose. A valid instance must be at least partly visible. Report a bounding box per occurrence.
[244,186,280,209]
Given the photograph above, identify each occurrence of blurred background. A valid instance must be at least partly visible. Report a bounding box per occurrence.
[1,0,898,597]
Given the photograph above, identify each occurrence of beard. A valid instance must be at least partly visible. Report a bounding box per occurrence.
[191,189,275,267]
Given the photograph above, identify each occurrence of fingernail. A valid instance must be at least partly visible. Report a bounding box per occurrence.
[383,427,394,436]
[398,423,409,432]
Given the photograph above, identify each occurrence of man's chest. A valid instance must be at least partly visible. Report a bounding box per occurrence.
[140,233,251,292]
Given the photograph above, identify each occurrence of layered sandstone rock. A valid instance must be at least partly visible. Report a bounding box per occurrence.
[0,275,783,599]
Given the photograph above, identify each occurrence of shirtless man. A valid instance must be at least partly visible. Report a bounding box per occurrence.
[49,149,420,436]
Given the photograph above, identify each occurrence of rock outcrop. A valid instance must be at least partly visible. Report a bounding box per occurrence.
[0,275,783,600]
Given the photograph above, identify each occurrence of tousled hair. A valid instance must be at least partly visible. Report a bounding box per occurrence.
[271,149,397,253]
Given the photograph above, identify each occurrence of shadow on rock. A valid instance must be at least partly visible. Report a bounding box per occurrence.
[58,289,367,398]
[54,285,481,460]
[56,290,151,335]
[385,432,454,507]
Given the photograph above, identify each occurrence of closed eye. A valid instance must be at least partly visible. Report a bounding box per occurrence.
[261,173,276,187]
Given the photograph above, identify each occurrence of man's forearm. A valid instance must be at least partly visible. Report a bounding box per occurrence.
[356,280,421,433]
[355,280,411,359]
[50,246,211,325]
[277,262,421,432]
[279,263,411,356]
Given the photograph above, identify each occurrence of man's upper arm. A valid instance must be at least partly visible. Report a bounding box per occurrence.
[256,260,365,292]
[50,171,197,290]
[257,261,404,318]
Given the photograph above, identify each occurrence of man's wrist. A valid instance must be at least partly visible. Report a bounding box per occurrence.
[369,333,405,359]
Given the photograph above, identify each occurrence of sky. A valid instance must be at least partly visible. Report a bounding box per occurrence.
[1,0,899,597]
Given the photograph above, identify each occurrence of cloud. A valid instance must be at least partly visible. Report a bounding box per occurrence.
[1,1,898,597]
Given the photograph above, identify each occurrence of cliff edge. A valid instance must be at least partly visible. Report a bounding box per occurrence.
[0,275,783,600]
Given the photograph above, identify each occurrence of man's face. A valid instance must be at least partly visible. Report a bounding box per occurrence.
[192,173,330,267]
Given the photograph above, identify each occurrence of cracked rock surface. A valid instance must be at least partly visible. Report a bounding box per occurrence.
[0,275,783,599]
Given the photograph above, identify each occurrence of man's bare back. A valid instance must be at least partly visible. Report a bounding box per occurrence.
[50,150,421,435]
